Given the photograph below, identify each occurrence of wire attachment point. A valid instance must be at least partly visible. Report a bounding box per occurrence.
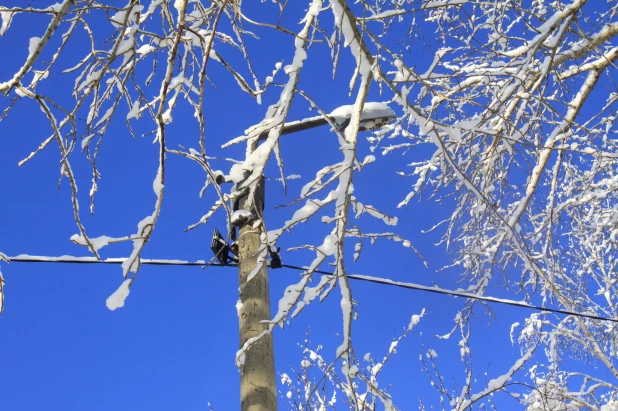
[269,246,282,269]
[211,229,230,266]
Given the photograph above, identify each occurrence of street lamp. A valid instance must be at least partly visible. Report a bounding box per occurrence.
[212,101,397,263]
[255,102,397,141]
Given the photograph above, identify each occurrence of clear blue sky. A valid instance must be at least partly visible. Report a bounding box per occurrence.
[0,2,541,409]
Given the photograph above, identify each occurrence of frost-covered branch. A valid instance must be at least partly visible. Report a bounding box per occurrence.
[5,0,618,407]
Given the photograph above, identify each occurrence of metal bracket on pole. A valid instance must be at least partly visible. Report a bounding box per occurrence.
[269,246,282,269]
[211,229,231,265]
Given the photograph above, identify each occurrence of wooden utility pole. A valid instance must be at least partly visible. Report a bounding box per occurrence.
[237,177,278,411]
[232,107,395,411]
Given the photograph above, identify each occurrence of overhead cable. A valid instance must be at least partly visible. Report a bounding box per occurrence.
[5,255,616,323]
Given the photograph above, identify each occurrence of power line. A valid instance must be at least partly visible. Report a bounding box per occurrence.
[7,254,235,267]
[5,255,617,323]
[280,264,618,324]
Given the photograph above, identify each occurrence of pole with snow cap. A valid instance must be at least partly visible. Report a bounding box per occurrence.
[234,103,395,411]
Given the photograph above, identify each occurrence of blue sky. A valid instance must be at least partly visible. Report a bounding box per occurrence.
[0,1,552,409]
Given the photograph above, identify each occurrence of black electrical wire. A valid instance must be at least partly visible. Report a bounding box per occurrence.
[7,255,235,267]
[279,264,618,324]
[5,255,617,323]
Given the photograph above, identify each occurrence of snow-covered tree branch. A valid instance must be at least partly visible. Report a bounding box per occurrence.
[3,0,618,408]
